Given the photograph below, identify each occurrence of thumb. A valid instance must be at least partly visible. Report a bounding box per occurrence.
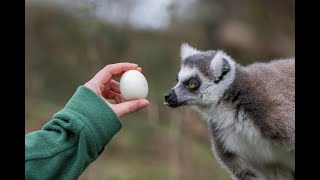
[113,99,149,117]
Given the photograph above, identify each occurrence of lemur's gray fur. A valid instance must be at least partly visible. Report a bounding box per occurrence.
[164,43,295,180]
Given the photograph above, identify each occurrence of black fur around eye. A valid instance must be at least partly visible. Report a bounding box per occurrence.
[183,76,201,91]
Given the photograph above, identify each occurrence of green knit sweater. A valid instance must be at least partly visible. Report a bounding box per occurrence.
[25,86,123,180]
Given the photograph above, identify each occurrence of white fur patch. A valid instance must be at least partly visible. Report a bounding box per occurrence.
[180,43,201,60]
[199,106,295,171]
[175,67,197,88]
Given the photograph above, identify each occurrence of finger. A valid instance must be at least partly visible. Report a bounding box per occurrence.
[102,90,123,103]
[102,89,115,99]
[92,63,138,84]
[113,99,149,117]
[114,94,124,104]
[101,80,120,94]
[114,66,142,77]
[102,91,124,104]
[108,79,120,93]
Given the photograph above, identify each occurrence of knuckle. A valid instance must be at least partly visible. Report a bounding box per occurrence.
[128,104,138,113]
[105,64,112,69]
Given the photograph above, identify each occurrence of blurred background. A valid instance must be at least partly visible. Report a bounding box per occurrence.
[25,0,295,179]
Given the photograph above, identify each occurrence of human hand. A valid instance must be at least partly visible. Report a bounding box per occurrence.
[84,63,149,118]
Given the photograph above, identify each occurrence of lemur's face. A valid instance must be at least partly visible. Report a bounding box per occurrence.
[164,43,236,108]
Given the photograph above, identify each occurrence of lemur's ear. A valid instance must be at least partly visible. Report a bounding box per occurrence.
[210,51,234,83]
[180,43,201,61]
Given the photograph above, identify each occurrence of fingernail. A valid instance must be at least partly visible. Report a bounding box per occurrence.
[139,100,149,108]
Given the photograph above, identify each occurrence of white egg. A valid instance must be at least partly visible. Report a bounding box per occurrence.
[120,70,148,101]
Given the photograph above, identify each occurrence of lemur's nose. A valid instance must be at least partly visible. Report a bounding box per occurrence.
[164,89,178,108]
[164,93,172,101]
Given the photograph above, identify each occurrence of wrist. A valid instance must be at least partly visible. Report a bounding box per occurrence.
[55,86,122,151]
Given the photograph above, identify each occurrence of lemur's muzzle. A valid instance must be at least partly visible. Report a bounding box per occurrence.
[164,89,178,108]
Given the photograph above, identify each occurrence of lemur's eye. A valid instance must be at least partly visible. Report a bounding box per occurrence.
[188,82,198,89]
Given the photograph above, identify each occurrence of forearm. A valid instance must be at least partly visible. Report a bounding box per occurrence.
[25,86,122,180]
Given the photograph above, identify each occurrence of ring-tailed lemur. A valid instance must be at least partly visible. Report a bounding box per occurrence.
[164,43,295,180]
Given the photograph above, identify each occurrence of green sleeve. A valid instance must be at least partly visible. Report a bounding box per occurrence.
[25,86,122,180]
